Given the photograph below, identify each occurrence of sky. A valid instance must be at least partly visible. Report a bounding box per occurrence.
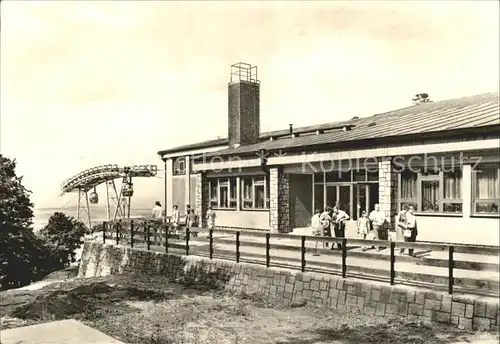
[1,1,499,210]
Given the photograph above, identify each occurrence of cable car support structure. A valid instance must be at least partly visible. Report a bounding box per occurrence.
[61,164,157,229]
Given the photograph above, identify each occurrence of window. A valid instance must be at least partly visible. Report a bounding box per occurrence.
[400,170,418,211]
[398,168,463,213]
[421,180,440,212]
[473,164,500,215]
[443,170,462,213]
[241,175,269,209]
[208,177,237,209]
[173,157,185,175]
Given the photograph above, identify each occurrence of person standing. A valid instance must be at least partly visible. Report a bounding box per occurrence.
[171,205,180,236]
[319,206,334,248]
[333,206,349,250]
[369,203,387,251]
[311,209,323,255]
[206,206,216,229]
[396,204,409,255]
[151,201,164,245]
[357,210,371,252]
[401,205,418,256]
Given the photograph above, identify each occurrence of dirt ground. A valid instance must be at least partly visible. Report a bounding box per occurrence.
[1,273,498,344]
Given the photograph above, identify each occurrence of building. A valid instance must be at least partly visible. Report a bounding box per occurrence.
[158,63,500,245]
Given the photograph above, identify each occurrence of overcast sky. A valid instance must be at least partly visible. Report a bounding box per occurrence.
[1,1,499,209]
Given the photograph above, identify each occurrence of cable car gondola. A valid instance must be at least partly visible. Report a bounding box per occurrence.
[121,182,134,197]
[89,187,99,204]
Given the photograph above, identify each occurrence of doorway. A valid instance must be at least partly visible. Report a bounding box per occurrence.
[353,183,379,220]
[325,184,351,213]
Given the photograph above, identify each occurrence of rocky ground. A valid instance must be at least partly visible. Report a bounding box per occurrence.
[1,272,498,344]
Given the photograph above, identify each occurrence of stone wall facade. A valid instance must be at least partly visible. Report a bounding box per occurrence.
[269,167,291,233]
[194,172,209,228]
[79,242,499,331]
[378,159,398,231]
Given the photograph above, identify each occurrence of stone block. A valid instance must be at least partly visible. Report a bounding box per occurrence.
[459,318,473,330]
[329,288,339,299]
[424,299,442,311]
[451,302,466,318]
[320,281,329,291]
[357,297,365,310]
[441,296,452,313]
[313,291,321,298]
[465,304,474,319]
[398,302,409,316]
[376,303,386,316]
[371,289,381,302]
[451,315,459,325]
[303,289,312,300]
[295,281,304,291]
[474,301,486,317]
[336,279,345,290]
[347,286,356,295]
[434,311,451,323]
[338,291,347,305]
[473,317,491,331]
[285,283,294,294]
[310,279,320,291]
[409,303,424,316]
[386,304,399,315]
[346,295,358,307]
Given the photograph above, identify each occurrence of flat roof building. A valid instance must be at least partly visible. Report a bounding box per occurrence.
[158,63,500,245]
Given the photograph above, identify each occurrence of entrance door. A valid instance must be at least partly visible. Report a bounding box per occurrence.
[353,183,379,219]
[325,185,337,209]
[325,184,351,214]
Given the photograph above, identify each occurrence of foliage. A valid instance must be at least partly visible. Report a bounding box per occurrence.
[412,93,432,104]
[0,154,63,289]
[38,212,87,266]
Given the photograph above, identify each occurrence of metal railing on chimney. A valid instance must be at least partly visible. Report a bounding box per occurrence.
[230,63,259,84]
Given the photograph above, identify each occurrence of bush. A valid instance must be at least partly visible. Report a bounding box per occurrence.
[38,212,87,266]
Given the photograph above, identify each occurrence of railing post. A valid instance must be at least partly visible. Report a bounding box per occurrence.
[236,231,240,263]
[341,238,347,278]
[390,241,395,285]
[165,224,168,254]
[146,223,151,251]
[301,236,306,273]
[115,223,119,245]
[266,233,270,268]
[102,221,106,244]
[448,245,454,294]
[209,229,214,259]
[185,228,190,256]
[130,220,134,248]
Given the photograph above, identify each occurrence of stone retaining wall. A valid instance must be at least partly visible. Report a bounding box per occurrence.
[79,242,499,331]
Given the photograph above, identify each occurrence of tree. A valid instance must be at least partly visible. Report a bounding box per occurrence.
[38,212,87,266]
[412,93,432,105]
[0,155,60,289]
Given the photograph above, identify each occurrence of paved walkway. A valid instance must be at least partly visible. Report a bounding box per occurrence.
[0,319,124,344]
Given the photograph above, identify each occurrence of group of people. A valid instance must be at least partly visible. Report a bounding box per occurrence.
[310,203,418,256]
[150,202,218,244]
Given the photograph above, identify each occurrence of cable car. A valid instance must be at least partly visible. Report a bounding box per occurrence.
[89,187,99,204]
[122,182,134,197]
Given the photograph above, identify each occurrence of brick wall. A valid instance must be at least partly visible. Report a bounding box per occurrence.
[79,242,499,331]
[269,167,291,233]
[378,159,398,230]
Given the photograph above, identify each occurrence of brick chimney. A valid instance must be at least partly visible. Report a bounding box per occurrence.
[228,63,260,147]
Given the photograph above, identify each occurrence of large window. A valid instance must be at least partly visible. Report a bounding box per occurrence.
[398,168,462,213]
[208,177,237,209]
[173,157,185,175]
[473,164,500,215]
[241,176,269,210]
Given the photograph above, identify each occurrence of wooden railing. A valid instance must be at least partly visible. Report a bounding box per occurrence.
[99,220,500,297]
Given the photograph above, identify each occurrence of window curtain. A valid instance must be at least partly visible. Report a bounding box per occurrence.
[476,169,499,199]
